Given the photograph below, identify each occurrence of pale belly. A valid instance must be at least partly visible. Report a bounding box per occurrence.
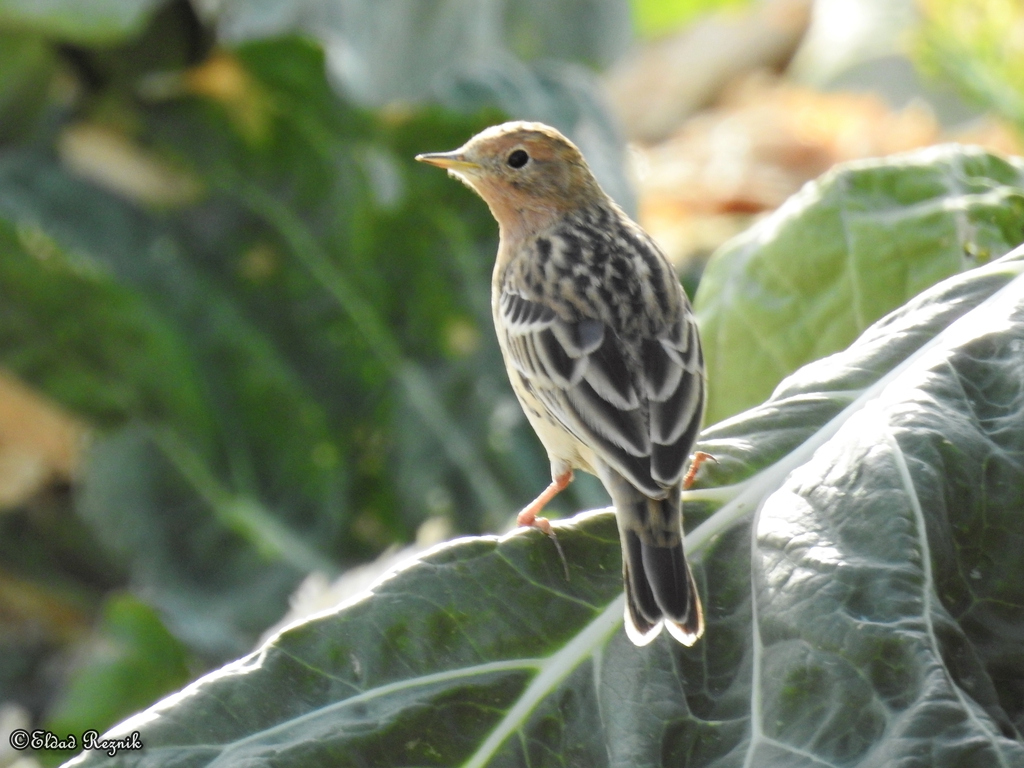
[509,367,600,479]
[491,270,601,480]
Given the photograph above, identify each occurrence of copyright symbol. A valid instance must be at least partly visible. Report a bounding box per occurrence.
[9,729,29,750]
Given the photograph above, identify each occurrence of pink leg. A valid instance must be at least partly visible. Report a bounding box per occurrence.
[683,451,716,490]
[517,470,573,580]
[517,470,573,535]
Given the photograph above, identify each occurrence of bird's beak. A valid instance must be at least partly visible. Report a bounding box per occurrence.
[415,151,480,172]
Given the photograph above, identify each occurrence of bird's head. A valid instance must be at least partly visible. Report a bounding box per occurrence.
[416,121,606,236]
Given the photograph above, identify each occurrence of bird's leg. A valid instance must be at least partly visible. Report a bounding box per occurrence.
[517,470,573,531]
[517,470,573,580]
[683,451,716,490]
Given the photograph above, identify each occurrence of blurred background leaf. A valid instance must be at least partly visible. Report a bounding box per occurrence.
[41,593,190,766]
[631,0,753,39]
[0,0,168,44]
[917,0,1024,133]
[0,32,56,143]
[0,0,636,743]
[694,145,1024,423]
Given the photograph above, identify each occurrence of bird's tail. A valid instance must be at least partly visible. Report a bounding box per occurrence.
[605,478,704,646]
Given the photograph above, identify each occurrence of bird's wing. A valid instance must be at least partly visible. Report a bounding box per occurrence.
[500,290,704,496]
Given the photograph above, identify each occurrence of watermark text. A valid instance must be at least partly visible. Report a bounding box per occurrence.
[8,729,144,757]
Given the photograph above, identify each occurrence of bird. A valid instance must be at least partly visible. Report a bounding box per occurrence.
[416,122,709,647]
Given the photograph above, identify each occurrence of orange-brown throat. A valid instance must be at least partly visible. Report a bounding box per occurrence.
[416,121,609,241]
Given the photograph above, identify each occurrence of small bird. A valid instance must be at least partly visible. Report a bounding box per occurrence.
[417,122,708,647]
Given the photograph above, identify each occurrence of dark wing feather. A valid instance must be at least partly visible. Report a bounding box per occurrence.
[500,290,705,495]
[646,314,705,487]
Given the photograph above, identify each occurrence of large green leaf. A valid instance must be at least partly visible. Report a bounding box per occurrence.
[694,145,1024,425]
[65,246,1024,766]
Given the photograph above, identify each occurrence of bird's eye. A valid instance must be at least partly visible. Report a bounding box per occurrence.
[507,149,529,169]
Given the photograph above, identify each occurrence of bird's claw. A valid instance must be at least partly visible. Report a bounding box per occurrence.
[517,472,573,581]
[517,507,571,581]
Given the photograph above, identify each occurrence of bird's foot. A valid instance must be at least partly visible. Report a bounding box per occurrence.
[516,470,573,529]
[517,470,573,580]
[683,451,717,490]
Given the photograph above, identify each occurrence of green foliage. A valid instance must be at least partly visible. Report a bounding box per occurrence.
[0,0,628,734]
[42,593,191,766]
[205,0,637,208]
[211,0,631,78]
[694,145,1024,424]
[0,219,205,427]
[503,0,631,66]
[4,0,1024,761]
[0,0,167,43]
[916,0,1024,133]
[631,0,753,38]
[0,31,55,142]
[68,233,1024,768]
